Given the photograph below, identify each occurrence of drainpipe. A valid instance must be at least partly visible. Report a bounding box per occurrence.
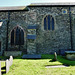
[6,11,10,51]
[69,7,73,50]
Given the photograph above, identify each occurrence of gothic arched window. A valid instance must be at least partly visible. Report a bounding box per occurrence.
[11,26,24,45]
[44,15,54,30]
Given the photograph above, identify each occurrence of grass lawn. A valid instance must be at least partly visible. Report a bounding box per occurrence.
[1,54,75,75]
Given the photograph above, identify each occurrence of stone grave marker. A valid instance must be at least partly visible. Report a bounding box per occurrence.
[22,54,41,59]
[6,59,9,73]
[9,56,13,66]
[54,52,57,61]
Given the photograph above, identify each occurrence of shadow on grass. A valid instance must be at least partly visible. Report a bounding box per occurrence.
[1,66,6,75]
[0,54,75,66]
[48,55,75,66]
[9,55,75,66]
[57,56,75,66]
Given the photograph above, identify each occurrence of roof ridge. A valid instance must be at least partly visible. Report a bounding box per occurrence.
[30,2,75,5]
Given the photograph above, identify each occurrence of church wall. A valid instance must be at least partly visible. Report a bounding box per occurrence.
[28,7,71,54]
[0,6,74,54]
[8,11,28,53]
[71,7,75,50]
[0,19,7,54]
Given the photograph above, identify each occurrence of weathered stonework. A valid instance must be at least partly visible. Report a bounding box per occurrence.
[4,51,22,56]
[0,5,75,55]
[0,20,7,55]
[27,25,36,54]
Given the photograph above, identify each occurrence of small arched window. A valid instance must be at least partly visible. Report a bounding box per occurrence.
[44,15,54,30]
[11,26,24,45]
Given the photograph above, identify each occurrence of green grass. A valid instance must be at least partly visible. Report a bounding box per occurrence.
[0,54,75,75]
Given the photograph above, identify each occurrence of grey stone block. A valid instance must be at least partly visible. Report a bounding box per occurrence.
[65,51,75,60]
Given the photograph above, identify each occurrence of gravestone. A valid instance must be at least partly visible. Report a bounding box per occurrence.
[6,59,9,73]
[22,54,41,59]
[9,56,13,66]
[54,52,57,61]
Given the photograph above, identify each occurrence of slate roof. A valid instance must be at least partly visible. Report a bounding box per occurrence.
[29,2,75,6]
[0,3,75,11]
[0,6,28,11]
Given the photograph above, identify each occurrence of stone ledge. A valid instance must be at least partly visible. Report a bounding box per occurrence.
[65,51,75,53]
[4,51,22,56]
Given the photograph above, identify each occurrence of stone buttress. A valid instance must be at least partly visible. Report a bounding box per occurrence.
[27,25,36,54]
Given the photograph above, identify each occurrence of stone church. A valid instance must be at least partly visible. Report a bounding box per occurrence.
[0,3,75,56]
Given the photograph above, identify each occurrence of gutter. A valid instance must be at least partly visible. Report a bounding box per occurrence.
[6,11,10,51]
[69,7,73,50]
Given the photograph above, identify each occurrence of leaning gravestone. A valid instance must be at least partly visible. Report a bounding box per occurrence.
[54,52,57,61]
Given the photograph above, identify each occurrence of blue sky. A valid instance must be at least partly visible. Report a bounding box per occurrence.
[0,0,75,7]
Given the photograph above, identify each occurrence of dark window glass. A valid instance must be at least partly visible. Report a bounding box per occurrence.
[44,15,54,30]
[48,15,50,30]
[11,29,14,45]
[11,26,24,45]
[52,17,54,30]
[15,27,20,45]
[20,30,24,45]
[44,17,47,30]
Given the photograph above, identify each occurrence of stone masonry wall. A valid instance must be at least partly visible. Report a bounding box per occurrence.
[0,6,75,54]
[0,11,28,54]
[71,7,75,50]
[8,11,28,52]
[0,20,7,55]
[28,7,71,54]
